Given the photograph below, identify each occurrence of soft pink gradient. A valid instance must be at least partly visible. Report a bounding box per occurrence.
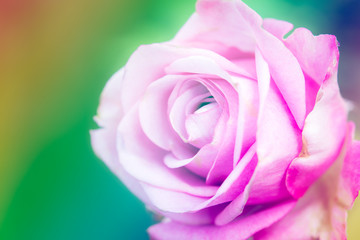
[91,0,360,239]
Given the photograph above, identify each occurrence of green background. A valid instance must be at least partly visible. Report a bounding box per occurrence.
[0,0,359,239]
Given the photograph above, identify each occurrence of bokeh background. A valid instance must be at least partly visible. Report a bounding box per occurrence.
[0,0,359,239]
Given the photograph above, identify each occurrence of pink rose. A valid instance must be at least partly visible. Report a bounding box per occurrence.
[91,0,360,239]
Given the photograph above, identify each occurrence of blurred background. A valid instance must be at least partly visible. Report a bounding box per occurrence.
[0,0,359,239]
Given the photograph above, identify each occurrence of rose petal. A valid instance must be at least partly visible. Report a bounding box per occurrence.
[285,27,339,85]
[168,143,257,213]
[231,57,257,80]
[205,79,239,184]
[169,77,236,182]
[164,145,216,177]
[262,18,293,40]
[162,205,225,226]
[254,27,306,129]
[286,73,347,199]
[304,74,321,116]
[198,144,257,211]
[148,200,296,240]
[118,104,218,200]
[165,55,232,81]
[339,123,360,207]
[140,182,210,213]
[213,182,251,226]
[255,48,270,119]
[169,81,209,143]
[94,68,124,127]
[248,159,294,205]
[185,102,221,148]
[172,0,262,54]
[121,44,183,113]
[166,77,236,179]
[254,124,357,240]
[139,74,196,159]
[232,75,259,167]
[173,0,306,128]
[122,43,254,114]
[90,128,152,207]
[285,28,339,115]
[165,53,254,82]
[214,149,258,226]
[250,49,301,204]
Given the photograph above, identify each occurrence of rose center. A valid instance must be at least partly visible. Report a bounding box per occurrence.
[184,87,221,149]
[196,96,215,112]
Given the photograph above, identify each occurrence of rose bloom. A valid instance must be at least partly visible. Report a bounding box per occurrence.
[91,0,360,239]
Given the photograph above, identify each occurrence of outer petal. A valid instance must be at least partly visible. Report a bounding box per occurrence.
[165,56,232,80]
[165,52,254,80]
[284,28,340,116]
[339,126,360,206]
[286,73,347,199]
[254,27,306,129]
[140,183,210,213]
[92,125,223,225]
[254,124,359,240]
[262,18,293,40]
[161,205,225,226]
[91,68,153,206]
[90,127,152,207]
[249,49,301,204]
[121,44,183,113]
[285,27,339,85]
[94,68,124,127]
[148,200,296,240]
[172,0,262,54]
